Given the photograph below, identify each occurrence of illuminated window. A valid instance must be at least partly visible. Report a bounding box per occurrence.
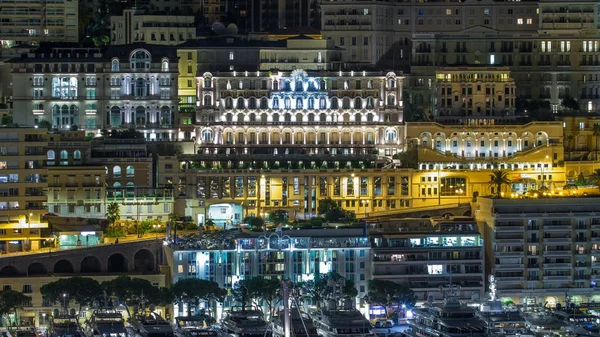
[517,18,523,25]
[446,9,451,15]
[526,18,533,24]
[427,265,442,274]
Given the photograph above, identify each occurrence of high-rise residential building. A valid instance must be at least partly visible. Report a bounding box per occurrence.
[475,197,600,308]
[168,228,370,318]
[0,0,79,45]
[371,216,485,304]
[9,44,180,138]
[0,128,48,253]
[321,0,600,114]
[110,9,196,46]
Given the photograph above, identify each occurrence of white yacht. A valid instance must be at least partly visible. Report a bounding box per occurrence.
[220,308,271,337]
[49,312,86,337]
[127,311,174,337]
[312,300,374,337]
[271,307,320,337]
[86,309,129,337]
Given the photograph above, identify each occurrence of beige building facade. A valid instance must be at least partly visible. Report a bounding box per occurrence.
[110,10,196,46]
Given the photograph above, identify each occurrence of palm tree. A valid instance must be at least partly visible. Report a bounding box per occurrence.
[489,169,511,198]
[592,123,600,160]
[589,169,600,191]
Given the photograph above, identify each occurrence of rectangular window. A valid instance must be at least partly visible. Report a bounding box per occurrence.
[293,177,300,195]
[360,177,368,196]
[387,177,395,196]
[229,52,234,60]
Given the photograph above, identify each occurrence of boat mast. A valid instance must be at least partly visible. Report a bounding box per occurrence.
[281,280,291,337]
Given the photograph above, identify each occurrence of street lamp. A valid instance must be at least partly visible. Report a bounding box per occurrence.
[152,224,160,240]
[455,189,463,205]
[62,293,68,313]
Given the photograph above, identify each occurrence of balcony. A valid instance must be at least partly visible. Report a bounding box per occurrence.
[495,251,524,257]
[543,263,572,269]
[495,238,524,245]
[543,275,572,281]
[495,264,524,270]
[495,276,524,282]
[544,237,572,243]
[544,250,572,256]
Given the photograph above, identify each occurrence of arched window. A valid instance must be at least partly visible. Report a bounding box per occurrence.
[134,78,148,97]
[110,106,121,126]
[113,166,122,177]
[296,81,303,92]
[226,114,233,122]
[47,150,55,160]
[386,129,397,141]
[366,97,374,109]
[320,113,327,122]
[331,98,339,109]
[130,49,151,70]
[126,165,135,177]
[354,97,362,109]
[60,150,68,160]
[33,76,43,86]
[161,59,169,72]
[273,113,280,122]
[34,103,44,111]
[284,113,292,122]
[273,81,279,91]
[342,97,350,109]
[319,97,326,109]
[202,129,213,142]
[308,97,315,109]
[111,59,120,72]
[113,182,121,187]
[248,97,257,109]
[204,95,212,106]
[73,150,81,160]
[160,106,171,125]
[260,97,268,109]
[273,97,279,109]
[308,114,315,122]
[204,77,212,88]
[135,106,146,125]
[296,98,303,109]
[225,97,233,109]
[249,113,256,122]
[387,94,395,106]
[237,97,245,109]
[284,97,291,109]
[126,182,135,196]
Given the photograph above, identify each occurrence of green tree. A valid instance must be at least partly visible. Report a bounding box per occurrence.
[267,210,289,226]
[0,289,29,326]
[105,202,121,235]
[102,276,173,308]
[364,280,417,319]
[233,276,281,317]
[562,95,580,111]
[576,172,588,186]
[299,272,357,308]
[171,278,226,317]
[40,277,102,313]
[592,123,600,160]
[489,169,511,197]
[243,216,265,230]
[0,115,12,126]
[317,198,339,216]
[38,120,52,130]
[589,169,600,191]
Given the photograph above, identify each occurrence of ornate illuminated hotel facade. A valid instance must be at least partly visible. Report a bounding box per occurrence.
[158,67,572,225]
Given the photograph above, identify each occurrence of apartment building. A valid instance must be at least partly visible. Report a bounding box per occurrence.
[370,217,485,304]
[168,228,370,318]
[0,129,48,253]
[475,197,600,308]
[432,67,517,123]
[0,0,78,44]
[110,9,195,46]
[9,44,180,138]
[322,0,600,113]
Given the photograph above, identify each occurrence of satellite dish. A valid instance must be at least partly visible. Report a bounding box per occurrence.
[212,22,226,35]
[225,23,238,36]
